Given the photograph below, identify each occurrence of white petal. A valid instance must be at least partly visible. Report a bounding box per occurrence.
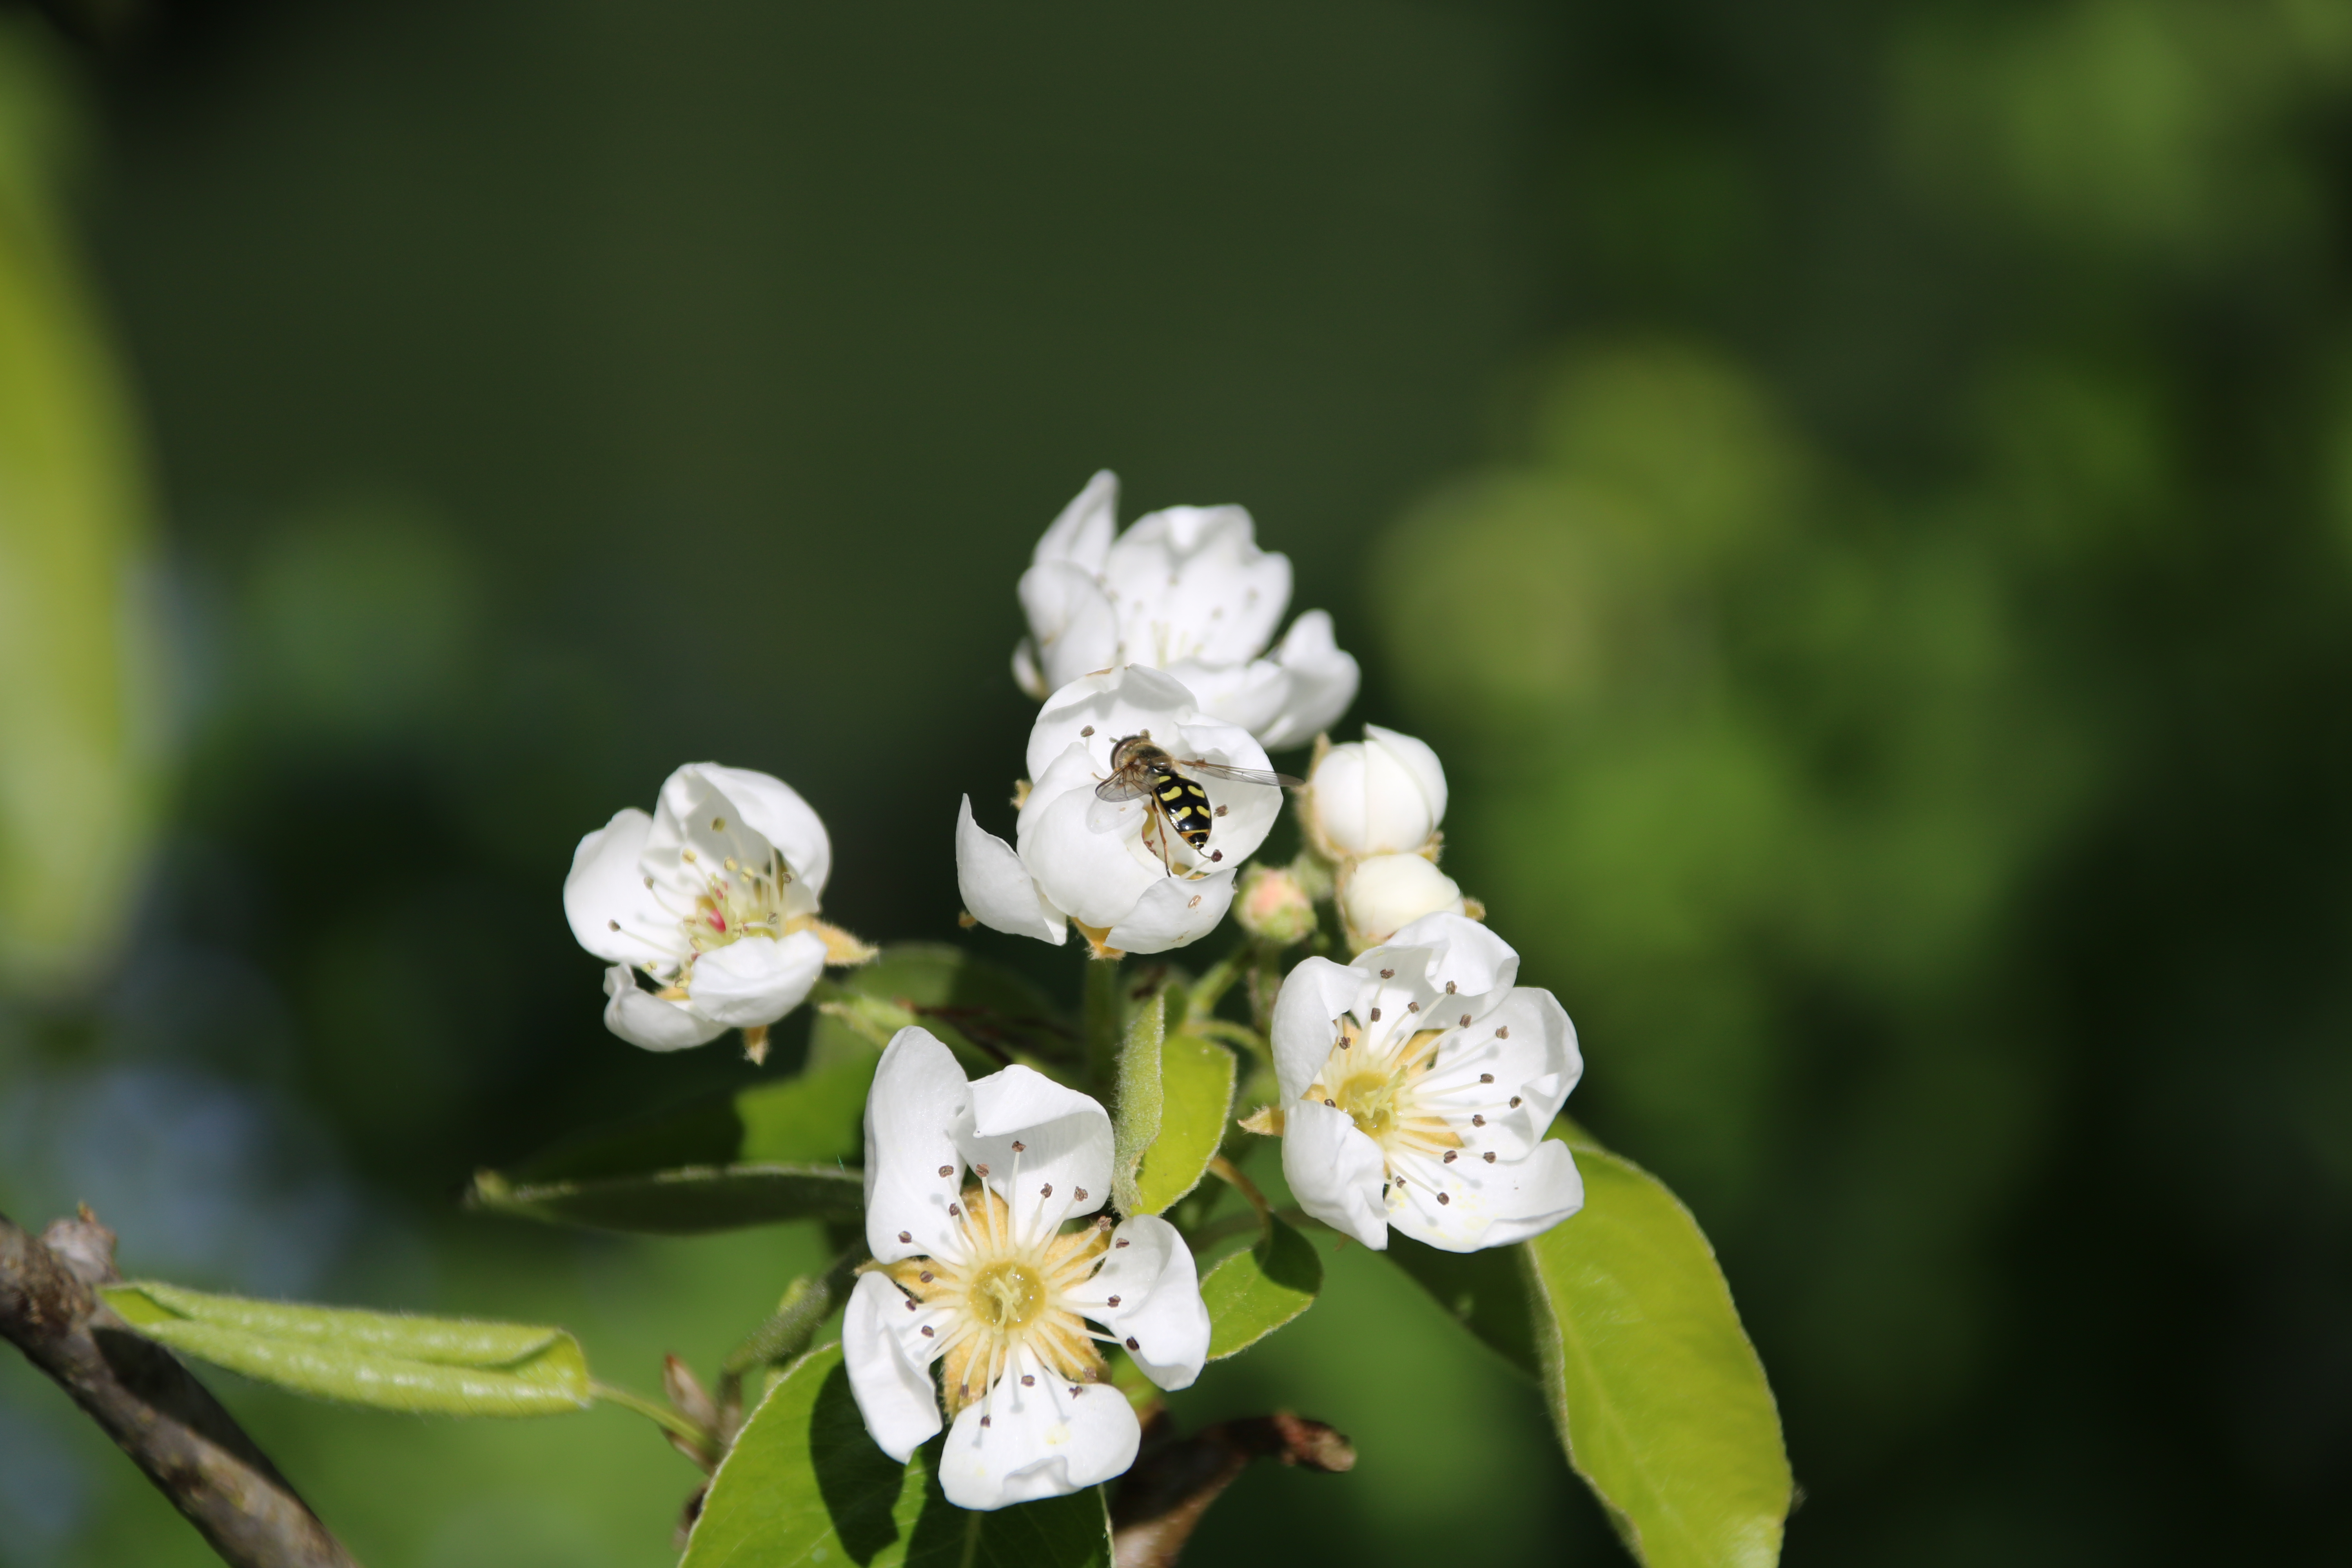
[961,1065,1112,1227]
[1253,610,1360,751]
[1308,741,1375,857]
[1340,854,1464,947]
[1364,724,1446,834]
[1390,1136,1584,1253]
[1269,956,1371,1102]
[693,764,833,902]
[1390,911,1520,998]
[1032,469,1119,573]
[685,931,827,1027]
[1019,561,1122,694]
[956,797,1068,945]
[643,763,820,920]
[1012,638,1050,702]
[1104,870,1236,954]
[1163,657,1292,740]
[1102,505,1290,668]
[1421,987,1581,1161]
[1281,1100,1392,1250]
[842,1272,943,1462]
[1026,664,1204,785]
[863,1028,975,1263]
[600,965,728,1052]
[563,808,672,965]
[1072,1216,1210,1390]
[937,1348,1141,1510]
[1020,752,1163,930]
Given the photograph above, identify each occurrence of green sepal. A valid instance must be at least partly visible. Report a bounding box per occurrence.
[101,1282,592,1417]
[1199,1214,1321,1360]
[1110,986,1165,1214]
[1127,1031,1237,1215]
[681,1342,1112,1568]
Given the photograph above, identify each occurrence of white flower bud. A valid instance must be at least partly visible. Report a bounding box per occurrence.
[1339,853,1465,949]
[1309,725,1447,858]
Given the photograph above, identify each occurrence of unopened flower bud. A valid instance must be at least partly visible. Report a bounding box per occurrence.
[1308,725,1447,859]
[1235,865,1318,946]
[1340,853,1465,949]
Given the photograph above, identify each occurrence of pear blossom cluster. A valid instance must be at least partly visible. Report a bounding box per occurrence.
[554,471,1586,1514]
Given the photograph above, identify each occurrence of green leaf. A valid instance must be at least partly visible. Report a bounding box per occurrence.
[101,1282,592,1417]
[1128,1031,1236,1216]
[0,34,162,995]
[682,1342,1112,1568]
[1200,1215,1322,1359]
[810,942,1074,1073]
[1381,1231,1541,1381]
[1110,988,1165,1214]
[1521,1120,1791,1568]
[466,1055,873,1234]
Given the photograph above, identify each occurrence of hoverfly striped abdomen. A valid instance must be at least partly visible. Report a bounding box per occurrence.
[1149,769,1217,851]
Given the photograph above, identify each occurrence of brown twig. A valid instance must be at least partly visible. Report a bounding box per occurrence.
[1110,1410,1356,1568]
[0,1206,360,1568]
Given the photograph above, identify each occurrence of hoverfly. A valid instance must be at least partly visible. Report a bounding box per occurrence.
[1089,731,1302,875]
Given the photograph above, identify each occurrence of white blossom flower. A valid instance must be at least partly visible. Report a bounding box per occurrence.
[1339,853,1466,949]
[1307,724,1448,859]
[957,666,1285,954]
[1011,471,1359,750]
[844,1027,1210,1511]
[562,763,840,1052]
[1263,912,1583,1252]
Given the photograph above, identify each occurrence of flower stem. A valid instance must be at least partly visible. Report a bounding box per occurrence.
[1186,944,1252,1023]
[1207,1155,1271,1226]
[589,1380,718,1464]
[1189,1016,1268,1064]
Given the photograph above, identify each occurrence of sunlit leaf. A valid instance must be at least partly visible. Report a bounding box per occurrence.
[102,1282,591,1417]
[809,943,1075,1073]
[465,1055,873,1233]
[1128,1031,1236,1216]
[682,1342,1112,1568]
[1521,1120,1791,1568]
[1200,1215,1321,1360]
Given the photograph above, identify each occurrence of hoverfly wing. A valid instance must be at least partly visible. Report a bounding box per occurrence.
[1175,760,1305,790]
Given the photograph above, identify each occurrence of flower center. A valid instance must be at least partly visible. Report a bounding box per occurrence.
[677,847,792,956]
[968,1259,1046,1331]
[886,1186,1111,1415]
[1309,1028,1460,1165]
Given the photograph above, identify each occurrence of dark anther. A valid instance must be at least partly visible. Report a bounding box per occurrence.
[1210,850,1224,861]
[1496,1026,1510,1039]
[1443,1151,1457,1163]
[1325,1098,1336,1107]
[1438,1192,1452,1206]
[1022,1375,1036,1387]
[1012,1141,1027,1152]
[981,1416,993,1427]
[1459,1014,1472,1027]
[939,1165,954,1178]
[1407,1001,1419,1013]
[1510,1096,1522,1108]
[1081,725,1095,737]
[921,1325,935,1337]
[899,1230,912,1243]
[976,1163,991,1176]
[920,1271,934,1283]
[1445,980,1456,993]
[1070,1385,1084,1396]
[1107,1294,1122,1307]
[1484,1152,1497,1163]
[1380,968,1394,978]
[1116,1238,1130,1248]
[1125,1337,1140,1350]
[1369,1007,1382,1021]
[906,1298,918,1312]
[1041,1183,1054,1197]
[1214,804,1229,816]
[949,1203,961,1216]
[1472,1114,1486,1127]
[1074,1187,1088,1201]
[607,919,619,931]
[1480,1073,1494,1083]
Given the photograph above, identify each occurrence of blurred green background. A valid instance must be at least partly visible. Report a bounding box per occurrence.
[4,0,2350,1562]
